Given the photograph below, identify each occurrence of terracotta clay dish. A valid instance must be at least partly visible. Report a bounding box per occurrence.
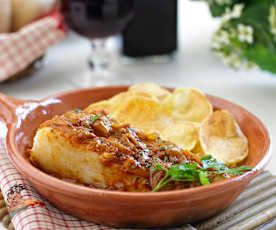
[0,86,271,228]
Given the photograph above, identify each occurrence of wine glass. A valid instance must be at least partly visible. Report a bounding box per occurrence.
[61,0,135,87]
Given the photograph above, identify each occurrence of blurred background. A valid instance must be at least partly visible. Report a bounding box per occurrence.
[0,0,275,173]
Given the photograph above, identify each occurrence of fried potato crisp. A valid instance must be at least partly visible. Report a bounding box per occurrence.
[128,83,171,101]
[85,100,112,112]
[191,141,205,156]
[199,110,248,164]
[110,96,172,135]
[85,91,157,113]
[160,121,198,150]
[166,88,213,123]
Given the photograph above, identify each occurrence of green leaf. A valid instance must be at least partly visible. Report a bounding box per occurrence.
[152,163,199,192]
[152,156,252,192]
[226,166,253,175]
[206,0,276,74]
[209,3,227,17]
[168,163,198,181]
[90,115,100,123]
[243,43,276,73]
[201,156,228,173]
[236,0,276,53]
[207,0,243,17]
[201,155,212,161]
[152,164,168,173]
[199,171,210,185]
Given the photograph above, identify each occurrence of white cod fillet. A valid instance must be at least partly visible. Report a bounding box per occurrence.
[30,109,199,192]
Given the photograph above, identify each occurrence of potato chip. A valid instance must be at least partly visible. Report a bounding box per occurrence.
[166,88,213,123]
[115,90,157,101]
[110,96,172,134]
[160,121,198,150]
[129,83,171,101]
[85,100,112,113]
[199,110,248,164]
[192,141,205,156]
[85,91,155,113]
[190,123,205,155]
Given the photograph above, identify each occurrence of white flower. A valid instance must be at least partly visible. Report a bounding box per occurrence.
[211,29,230,49]
[269,5,276,40]
[206,0,214,4]
[213,50,225,59]
[237,24,254,44]
[213,46,256,70]
[222,4,244,23]
[222,8,232,23]
[214,50,255,70]
[231,4,244,18]
[215,0,232,6]
[221,54,242,69]
[244,61,257,70]
[211,41,221,49]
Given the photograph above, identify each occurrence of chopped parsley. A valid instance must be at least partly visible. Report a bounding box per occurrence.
[164,154,169,162]
[152,155,252,192]
[131,163,137,169]
[200,155,252,175]
[90,115,100,123]
[145,161,152,168]
[173,158,178,164]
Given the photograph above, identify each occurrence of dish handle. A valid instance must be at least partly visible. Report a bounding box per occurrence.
[0,93,25,125]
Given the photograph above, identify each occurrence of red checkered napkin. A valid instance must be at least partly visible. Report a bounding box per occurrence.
[0,121,194,230]
[0,11,66,82]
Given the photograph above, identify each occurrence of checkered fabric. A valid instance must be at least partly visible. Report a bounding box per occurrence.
[0,11,66,82]
[0,121,194,230]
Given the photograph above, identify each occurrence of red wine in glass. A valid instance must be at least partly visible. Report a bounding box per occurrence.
[60,0,135,86]
[61,0,134,39]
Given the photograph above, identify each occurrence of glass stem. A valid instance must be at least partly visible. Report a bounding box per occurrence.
[88,39,111,72]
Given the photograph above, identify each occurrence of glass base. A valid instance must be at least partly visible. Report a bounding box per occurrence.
[69,36,134,88]
[69,67,133,88]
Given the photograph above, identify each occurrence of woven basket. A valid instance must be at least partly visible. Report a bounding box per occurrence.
[2,55,44,83]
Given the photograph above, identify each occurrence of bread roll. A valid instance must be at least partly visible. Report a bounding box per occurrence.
[0,0,12,33]
[11,0,56,31]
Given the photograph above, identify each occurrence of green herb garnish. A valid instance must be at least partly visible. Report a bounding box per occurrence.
[152,163,198,192]
[145,161,152,168]
[160,146,167,151]
[75,109,82,113]
[198,171,210,186]
[164,154,169,162]
[152,155,252,192]
[200,155,252,175]
[90,115,100,123]
[173,158,178,164]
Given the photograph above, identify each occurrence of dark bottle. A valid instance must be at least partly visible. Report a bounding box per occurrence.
[122,0,177,58]
[61,0,135,39]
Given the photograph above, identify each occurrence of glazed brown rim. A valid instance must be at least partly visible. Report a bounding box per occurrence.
[3,86,272,200]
